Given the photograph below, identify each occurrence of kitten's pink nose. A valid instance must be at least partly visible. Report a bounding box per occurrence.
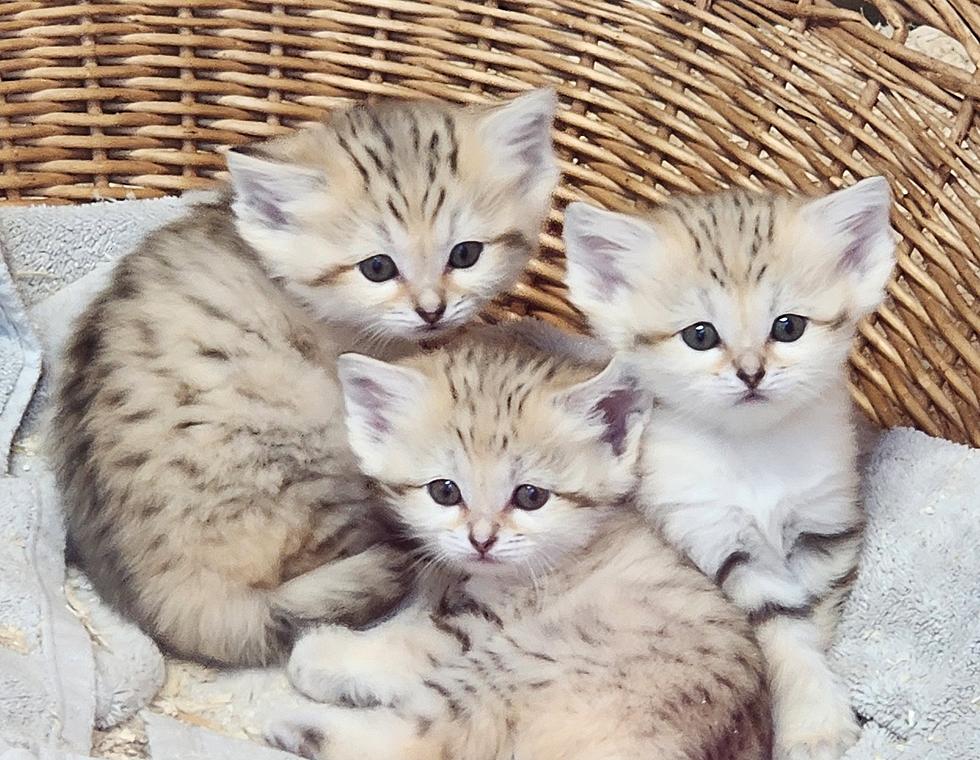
[415,303,446,325]
[736,366,766,389]
[469,532,498,555]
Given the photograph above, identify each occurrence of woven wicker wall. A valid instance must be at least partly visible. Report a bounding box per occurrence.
[0,0,978,445]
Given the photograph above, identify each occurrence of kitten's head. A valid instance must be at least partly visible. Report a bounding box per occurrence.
[336,339,647,577]
[226,90,559,340]
[563,179,897,431]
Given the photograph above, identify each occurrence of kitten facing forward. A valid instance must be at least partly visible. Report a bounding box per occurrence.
[267,335,772,760]
[562,179,896,760]
[50,90,559,666]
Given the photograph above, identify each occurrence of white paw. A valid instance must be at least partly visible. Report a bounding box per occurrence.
[265,706,418,760]
[775,687,860,760]
[287,625,412,707]
[264,716,327,759]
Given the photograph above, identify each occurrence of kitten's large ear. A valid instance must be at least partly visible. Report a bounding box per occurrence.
[336,353,429,468]
[225,148,326,232]
[478,88,559,207]
[563,202,660,339]
[560,357,649,459]
[802,176,897,314]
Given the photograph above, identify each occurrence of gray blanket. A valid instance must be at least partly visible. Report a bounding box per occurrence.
[0,197,978,759]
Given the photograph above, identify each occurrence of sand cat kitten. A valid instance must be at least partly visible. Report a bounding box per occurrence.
[562,178,896,760]
[266,335,772,760]
[50,90,559,666]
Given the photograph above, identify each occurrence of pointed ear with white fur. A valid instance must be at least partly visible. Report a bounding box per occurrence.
[225,149,326,232]
[562,202,661,339]
[477,88,559,209]
[803,176,897,314]
[336,353,429,470]
[559,357,649,459]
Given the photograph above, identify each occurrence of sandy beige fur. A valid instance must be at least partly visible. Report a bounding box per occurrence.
[49,91,559,666]
[268,335,772,760]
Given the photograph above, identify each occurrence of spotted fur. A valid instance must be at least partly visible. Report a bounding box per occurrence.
[49,91,559,666]
[270,334,772,760]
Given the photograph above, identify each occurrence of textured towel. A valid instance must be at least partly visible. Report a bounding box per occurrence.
[836,427,980,759]
[0,473,95,753]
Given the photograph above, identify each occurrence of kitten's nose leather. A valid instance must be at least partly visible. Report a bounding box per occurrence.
[469,532,498,554]
[736,366,766,389]
[415,303,446,325]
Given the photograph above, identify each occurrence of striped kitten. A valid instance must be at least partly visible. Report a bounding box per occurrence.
[562,179,896,760]
[50,90,559,666]
[267,335,772,760]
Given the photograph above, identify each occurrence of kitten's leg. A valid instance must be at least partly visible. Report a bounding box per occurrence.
[660,505,860,760]
[287,605,464,706]
[755,615,858,760]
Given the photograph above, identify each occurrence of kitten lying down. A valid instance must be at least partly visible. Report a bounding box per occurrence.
[267,333,772,760]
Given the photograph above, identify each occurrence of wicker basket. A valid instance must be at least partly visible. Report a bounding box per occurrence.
[1,1,978,445]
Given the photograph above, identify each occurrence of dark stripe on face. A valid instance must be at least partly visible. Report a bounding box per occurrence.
[365,145,385,172]
[429,186,446,220]
[444,114,459,175]
[491,229,530,251]
[634,331,673,347]
[368,111,394,153]
[337,134,370,186]
[306,263,349,287]
[560,492,600,509]
[386,196,405,224]
[747,602,812,626]
[714,550,750,586]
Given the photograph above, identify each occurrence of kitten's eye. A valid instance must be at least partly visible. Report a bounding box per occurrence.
[771,314,808,342]
[358,255,398,282]
[448,241,483,269]
[512,484,550,511]
[427,479,462,506]
[680,322,720,351]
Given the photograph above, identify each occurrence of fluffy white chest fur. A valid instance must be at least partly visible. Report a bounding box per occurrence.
[644,394,857,560]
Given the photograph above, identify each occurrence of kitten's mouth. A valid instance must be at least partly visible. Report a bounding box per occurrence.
[738,391,767,404]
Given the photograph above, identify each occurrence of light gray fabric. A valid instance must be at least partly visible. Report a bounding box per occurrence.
[144,713,296,760]
[837,427,980,760]
[0,247,41,474]
[0,193,214,308]
[0,473,95,753]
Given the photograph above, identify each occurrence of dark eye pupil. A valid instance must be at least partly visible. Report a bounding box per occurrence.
[358,255,397,282]
[427,479,461,506]
[681,322,720,351]
[514,484,549,511]
[771,314,807,342]
[448,241,483,269]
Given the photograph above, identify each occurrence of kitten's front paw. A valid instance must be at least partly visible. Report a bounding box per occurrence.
[775,686,860,760]
[265,707,418,760]
[288,625,411,707]
[265,717,327,759]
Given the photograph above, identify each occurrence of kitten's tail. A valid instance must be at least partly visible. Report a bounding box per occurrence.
[151,546,410,667]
